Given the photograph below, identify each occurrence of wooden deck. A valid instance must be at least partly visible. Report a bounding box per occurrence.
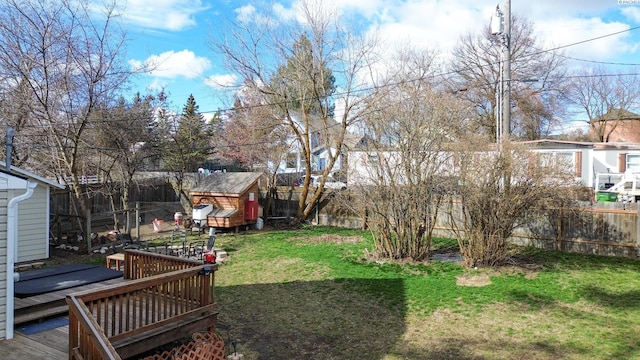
[15,277,126,325]
[2,250,218,360]
[4,277,127,360]
[2,323,69,359]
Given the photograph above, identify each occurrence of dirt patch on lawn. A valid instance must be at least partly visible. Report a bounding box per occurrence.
[456,262,542,287]
[289,234,366,244]
[456,273,492,287]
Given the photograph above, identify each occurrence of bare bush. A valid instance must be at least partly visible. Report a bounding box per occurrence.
[446,140,580,267]
[340,49,469,261]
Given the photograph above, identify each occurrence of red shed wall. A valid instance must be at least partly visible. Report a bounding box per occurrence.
[191,182,260,229]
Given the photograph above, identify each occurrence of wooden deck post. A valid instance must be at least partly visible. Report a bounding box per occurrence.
[69,309,78,357]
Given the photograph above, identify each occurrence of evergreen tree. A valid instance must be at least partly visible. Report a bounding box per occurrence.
[173,94,211,172]
[162,94,214,211]
[271,33,336,116]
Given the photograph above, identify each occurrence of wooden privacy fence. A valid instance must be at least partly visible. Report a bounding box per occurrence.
[67,251,218,360]
[512,205,639,257]
[433,203,640,258]
[294,189,640,258]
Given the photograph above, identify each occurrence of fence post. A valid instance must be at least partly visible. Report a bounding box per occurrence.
[556,207,563,251]
[636,205,640,257]
[86,209,92,255]
[135,202,140,241]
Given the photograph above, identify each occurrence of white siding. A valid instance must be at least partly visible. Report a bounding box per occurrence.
[17,184,48,262]
[591,150,640,174]
[0,188,8,340]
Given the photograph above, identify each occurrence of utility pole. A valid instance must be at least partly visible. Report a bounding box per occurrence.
[492,0,511,142]
[502,0,511,140]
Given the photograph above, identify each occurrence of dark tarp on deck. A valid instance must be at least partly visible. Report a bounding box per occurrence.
[14,264,122,298]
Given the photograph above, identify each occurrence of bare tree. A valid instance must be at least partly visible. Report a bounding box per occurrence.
[211,0,381,220]
[85,93,161,232]
[340,49,469,261]
[450,14,570,141]
[0,0,135,235]
[221,85,294,221]
[568,66,640,142]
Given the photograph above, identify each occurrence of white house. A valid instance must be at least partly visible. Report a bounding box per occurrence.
[0,162,65,340]
[522,140,640,189]
[276,111,353,175]
[347,139,640,192]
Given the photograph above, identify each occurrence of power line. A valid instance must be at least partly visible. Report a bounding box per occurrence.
[545,24,640,53]
[557,54,640,66]
[5,20,640,141]
[193,24,640,116]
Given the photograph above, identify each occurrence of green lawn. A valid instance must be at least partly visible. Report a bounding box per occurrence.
[205,227,640,359]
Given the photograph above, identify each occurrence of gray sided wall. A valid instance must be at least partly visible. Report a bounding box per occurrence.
[0,188,9,340]
[16,184,48,262]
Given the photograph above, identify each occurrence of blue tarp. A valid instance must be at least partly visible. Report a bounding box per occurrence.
[18,317,69,335]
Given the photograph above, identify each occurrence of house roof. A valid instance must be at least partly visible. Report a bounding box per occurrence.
[0,161,65,189]
[591,109,640,122]
[518,139,595,149]
[519,139,640,151]
[190,172,262,195]
[592,142,640,150]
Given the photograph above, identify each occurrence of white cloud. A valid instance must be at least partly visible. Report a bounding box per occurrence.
[331,0,639,64]
[536,17,635,61]
[235,4,257,23]
[374,2,494,54]
[117,0,208,31]
[133,50,211,79]
[204,74,238,89]
[145,78,168,93]
[272,3,297,22]
[621,6,640,22]
[512,0,613,19]
[334,0,385,18]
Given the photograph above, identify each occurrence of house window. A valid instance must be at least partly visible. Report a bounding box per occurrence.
[368,154,379,163]
[286,153,297,168]
[318,157,326,170]
[538,151,574,174]
[626,154,640,172]
[556,152,574,173]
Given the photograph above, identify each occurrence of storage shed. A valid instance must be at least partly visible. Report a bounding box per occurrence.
[189,172,262,230]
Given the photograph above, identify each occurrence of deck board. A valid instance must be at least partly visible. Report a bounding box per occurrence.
[2,277,126,359]
[2,326,69,360]
[15,277,126,309]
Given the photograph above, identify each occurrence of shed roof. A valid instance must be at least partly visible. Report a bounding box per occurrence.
[190,172,262,195]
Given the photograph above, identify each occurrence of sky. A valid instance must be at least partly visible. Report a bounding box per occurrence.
[117,0,640,127]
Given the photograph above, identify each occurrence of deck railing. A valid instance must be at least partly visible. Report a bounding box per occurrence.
[67,251,217,360]
[123,249,204,280]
